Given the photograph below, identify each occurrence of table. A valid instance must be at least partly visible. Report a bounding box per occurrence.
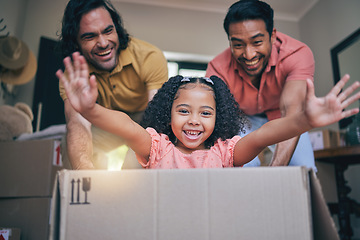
[314,145,360,240]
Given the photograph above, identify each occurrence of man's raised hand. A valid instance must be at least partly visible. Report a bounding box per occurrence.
[305,74,360,128]
[56,52,98,114]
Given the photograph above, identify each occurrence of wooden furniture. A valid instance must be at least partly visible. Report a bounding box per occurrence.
[314,146,360,240]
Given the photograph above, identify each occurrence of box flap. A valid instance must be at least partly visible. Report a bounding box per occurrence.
[310,170,340,240]
[49,170,62,240]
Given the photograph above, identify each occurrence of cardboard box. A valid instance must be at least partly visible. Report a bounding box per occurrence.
[0,139,65,239]
[314,162,338,203]
[0,228,21,240]
[49,167,339,240]
[0,198,51,240]
[309,129,342,151]
[0,139,64,197]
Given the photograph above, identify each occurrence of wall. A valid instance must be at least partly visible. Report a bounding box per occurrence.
[0,0,27,105]
[299,0,360,237]
[0,0,68,106]
[0,0,26,38]
[109,2,300,56]
[300,0,360,99]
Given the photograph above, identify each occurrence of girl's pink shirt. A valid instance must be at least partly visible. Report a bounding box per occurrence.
[136,128,241,169]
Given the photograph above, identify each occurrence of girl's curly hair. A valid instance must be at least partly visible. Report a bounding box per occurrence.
[57,0,130,58]
[141,75,248,148]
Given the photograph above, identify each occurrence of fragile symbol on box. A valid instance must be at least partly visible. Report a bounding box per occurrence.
[70,177,91,205]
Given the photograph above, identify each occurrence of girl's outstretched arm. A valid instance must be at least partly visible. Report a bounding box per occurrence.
[56,52,152,161]
[233,74,360,166]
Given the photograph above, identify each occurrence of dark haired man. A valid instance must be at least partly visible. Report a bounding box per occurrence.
[206,0,316,170]
[57,0,168,169]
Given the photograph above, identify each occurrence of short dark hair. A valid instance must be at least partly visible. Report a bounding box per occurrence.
[223,0,274,37]
[58,0,130,58]
[141,75,248,148]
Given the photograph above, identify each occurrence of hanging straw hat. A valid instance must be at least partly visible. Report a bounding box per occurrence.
[0,36,37,85]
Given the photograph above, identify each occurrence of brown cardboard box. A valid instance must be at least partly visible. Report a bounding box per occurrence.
[0,228,21,240]
[0,139,65,240]
[0,198,51,240]
[309,129,342,151]
[0,139,64,197]
[49,167,339,240]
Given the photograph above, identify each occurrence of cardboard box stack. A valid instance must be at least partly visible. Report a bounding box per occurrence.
[0,139,65,240]
[49,167,339,240]
[309,129,344,151]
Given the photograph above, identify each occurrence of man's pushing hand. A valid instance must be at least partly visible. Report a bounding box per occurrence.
[56,52,98,115]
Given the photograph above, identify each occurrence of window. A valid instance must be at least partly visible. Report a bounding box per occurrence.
[168,61,207,78]
[164,51,213,78]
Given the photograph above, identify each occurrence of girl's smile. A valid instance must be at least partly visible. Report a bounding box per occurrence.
[171,84,216,153]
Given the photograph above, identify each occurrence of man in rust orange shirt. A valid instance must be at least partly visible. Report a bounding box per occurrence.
[206,0,316,170]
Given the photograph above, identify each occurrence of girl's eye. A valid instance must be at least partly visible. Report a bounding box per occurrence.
[178,109,189,114]
[201,111,213,117]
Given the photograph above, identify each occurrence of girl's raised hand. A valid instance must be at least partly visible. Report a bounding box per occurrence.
[305,74,360,128]
[56,52,98,114]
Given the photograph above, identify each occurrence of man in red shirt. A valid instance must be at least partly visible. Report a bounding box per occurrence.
[206,0,316,169]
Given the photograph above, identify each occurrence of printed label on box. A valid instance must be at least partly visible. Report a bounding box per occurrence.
[0,230,10,240]
[309,131,325,151]
[53,140,62,167]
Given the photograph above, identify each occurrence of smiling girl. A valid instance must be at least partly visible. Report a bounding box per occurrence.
[58,52,360,169]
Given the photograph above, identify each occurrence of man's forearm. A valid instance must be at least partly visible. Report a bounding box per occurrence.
[66,122,95,170]
[63,99,95,170]
[269,136,300,166]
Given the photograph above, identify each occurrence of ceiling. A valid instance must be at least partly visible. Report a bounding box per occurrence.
[114,0,318,22]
